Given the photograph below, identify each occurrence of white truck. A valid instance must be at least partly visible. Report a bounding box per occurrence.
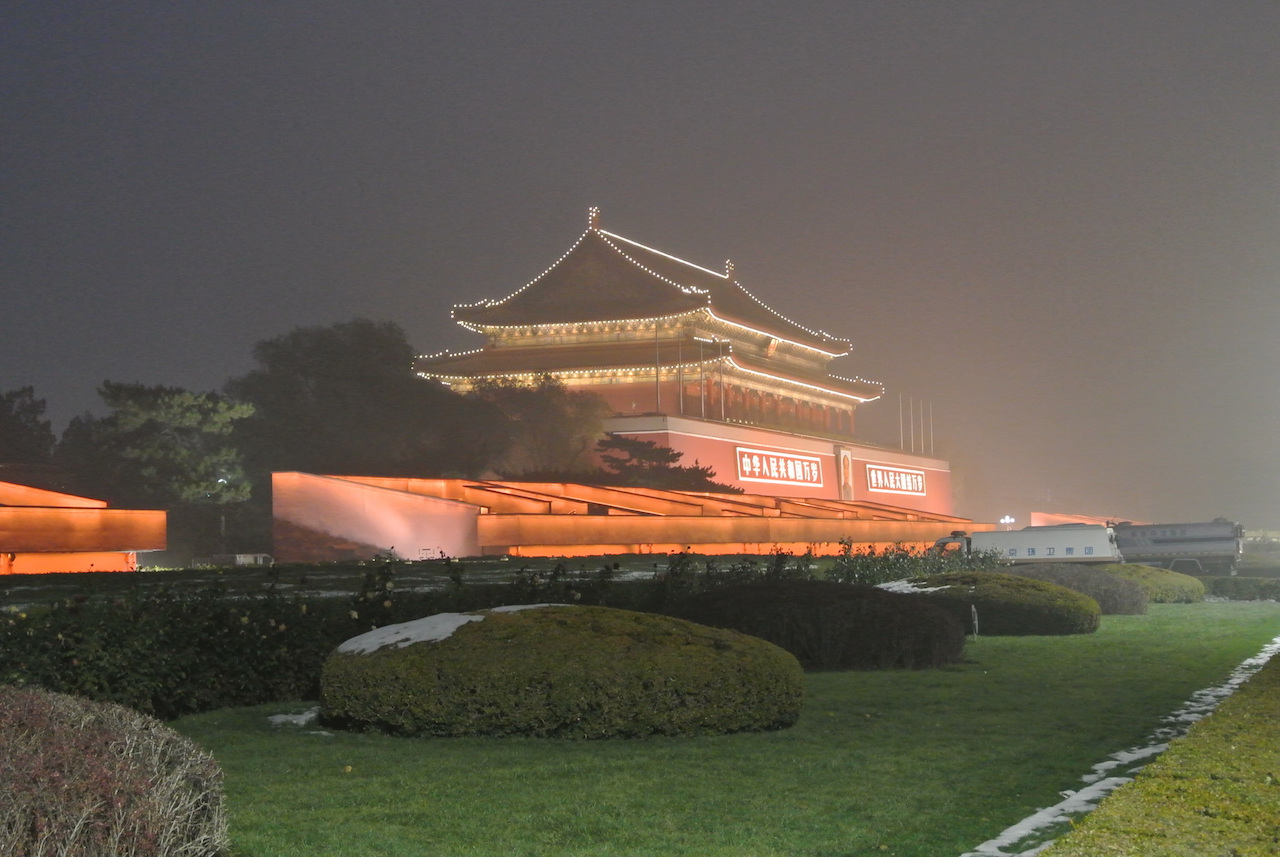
[930,523,1124,564]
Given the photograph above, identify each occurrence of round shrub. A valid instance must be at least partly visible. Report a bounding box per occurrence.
[1100,564,1206,603]
[320,605,803,738]
[1009,564,1148,615]
[891,571,1101,635]
[666,579,966,670]
[0,685,228,857]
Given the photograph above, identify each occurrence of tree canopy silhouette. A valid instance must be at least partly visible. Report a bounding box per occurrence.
[0,386,56,465]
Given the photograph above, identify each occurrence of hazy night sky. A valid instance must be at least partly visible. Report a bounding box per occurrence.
[4,2,1279,527]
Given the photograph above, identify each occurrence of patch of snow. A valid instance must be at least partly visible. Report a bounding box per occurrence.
[877,579,949,594]
[268,706,320,727]
[959,631,1280,856]
[335,603,571,655]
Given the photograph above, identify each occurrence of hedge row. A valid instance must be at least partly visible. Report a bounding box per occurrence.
[900,571,1101,636]
[1203,576,1280,601]
[2,584,348,719]
[1040,647,1280,856]
[665,579,966,669]
[0,552,956,716]
[321,606,804,738]
[1100,564,1206,603]
[0,554,1124,718]
[1008,564,1148,615]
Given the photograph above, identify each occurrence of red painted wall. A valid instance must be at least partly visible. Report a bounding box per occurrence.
[607,417,954,516]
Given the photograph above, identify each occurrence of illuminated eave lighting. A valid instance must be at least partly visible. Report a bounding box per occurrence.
[416,346,486,361]
[418,357,883,405]
[702,310,849,358]
[418,361,717,385]
[455,311,702,336]
[599,230,726,280]
[450,223,707,321]
[451,228,596,313]
[829,372,883,388]
[725,357,882,403]
[454,310,851,361]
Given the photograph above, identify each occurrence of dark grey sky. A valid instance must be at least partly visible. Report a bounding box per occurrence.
[4,2,1279,527]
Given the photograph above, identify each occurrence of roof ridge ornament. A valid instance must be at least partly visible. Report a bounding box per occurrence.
[587,206,601,230]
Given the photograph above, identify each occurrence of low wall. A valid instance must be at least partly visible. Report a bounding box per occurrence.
[272,473,480,560]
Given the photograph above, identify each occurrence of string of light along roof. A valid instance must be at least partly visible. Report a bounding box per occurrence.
[829,372,884,388]
[450,221,705,312]
[600,229,848,347]
[422,359,878,403]
[422,361,728,384]
[454,310,698,334]
[594,232,851,358]
[726,358,880,402]
[449,228,596,312]
[416,347,485,361]
[451,312,851,360]
[451,212,853,359]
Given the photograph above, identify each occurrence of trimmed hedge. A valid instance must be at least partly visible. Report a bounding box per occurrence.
[320,605,804,738]
[1040,646,1280,856]
[1203,576,1280,601]
[0,685,228,857]
[895,571,1101,636]
[1101,564,1206,603]
[1008,564,1148,615]
[666,579,966,670]
[0,564,658,719]
[0,585,345,719]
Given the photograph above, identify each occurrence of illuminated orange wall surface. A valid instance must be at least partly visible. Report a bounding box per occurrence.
[273,472,989,561]
[0,481,166,575]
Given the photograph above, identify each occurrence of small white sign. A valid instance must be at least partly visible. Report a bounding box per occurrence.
[866,464,926,496]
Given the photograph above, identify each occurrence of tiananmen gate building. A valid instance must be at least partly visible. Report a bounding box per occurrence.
[272,209,979,561]
[415,208,953,516]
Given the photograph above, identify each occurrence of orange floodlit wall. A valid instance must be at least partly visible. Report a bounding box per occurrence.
[272,473,481,560]
[0,481,166,575]
[272,473,989,561]
[0,552,140,575]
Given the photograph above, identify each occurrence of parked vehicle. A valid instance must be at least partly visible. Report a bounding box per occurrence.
[1110,519,1243,575]
[930,524,1124,564]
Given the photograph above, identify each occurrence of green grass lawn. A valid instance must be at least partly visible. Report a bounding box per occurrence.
[173,602,1280,857]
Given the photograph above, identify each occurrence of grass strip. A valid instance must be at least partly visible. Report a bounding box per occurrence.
[172,602,1280,857]
[1040,631,1280,856]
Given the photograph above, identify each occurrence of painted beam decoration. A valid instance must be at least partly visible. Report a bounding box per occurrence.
[736,446,824,487]
[866,464,926,496]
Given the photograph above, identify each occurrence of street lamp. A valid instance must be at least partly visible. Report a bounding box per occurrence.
[217,478,228,554]
[1000,515,1016,531]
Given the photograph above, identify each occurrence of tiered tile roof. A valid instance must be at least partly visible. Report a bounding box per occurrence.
[417,208,882,404]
